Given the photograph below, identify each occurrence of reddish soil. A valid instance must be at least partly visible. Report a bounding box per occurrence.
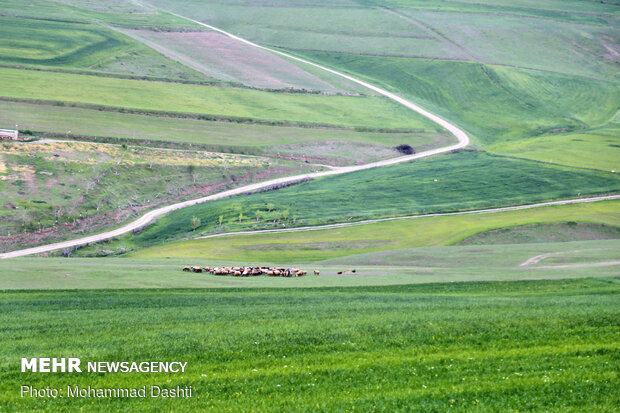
[133,30,342,91]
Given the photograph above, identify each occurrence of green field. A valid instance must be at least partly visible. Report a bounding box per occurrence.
[0,0,201,28]
[107,152,620,253]
[459,222,620,245]
[0,15,204,80]
[0,279,618,411]
[0,101,448,164]
[126,199,620,262]
[138,0,619,169]
[287,53,620,169]
[0,66,439,130]
[0,237,616,288]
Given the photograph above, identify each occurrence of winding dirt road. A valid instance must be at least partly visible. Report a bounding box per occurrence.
[3,11,617,259]
[0,15,470,259]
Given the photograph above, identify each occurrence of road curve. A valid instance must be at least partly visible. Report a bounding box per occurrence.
[0,14,471,259]
[194,195,620,241]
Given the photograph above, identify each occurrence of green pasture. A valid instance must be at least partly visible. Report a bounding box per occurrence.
[1,238,617,289]
[291,53,619,148]
[146,0,619,79]
[0,279,618,411]
[0,16,205,80]
[459,222,620,245]
[490,124,620,172]
[0,67,438,130]
[126,199,620,262]
[113,152,620,253]
[0,0,200,28]
[0,101,448,162]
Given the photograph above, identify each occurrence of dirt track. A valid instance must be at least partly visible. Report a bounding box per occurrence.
[0,14,471,259]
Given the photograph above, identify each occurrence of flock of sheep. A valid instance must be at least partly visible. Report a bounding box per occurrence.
[182,266,318,277]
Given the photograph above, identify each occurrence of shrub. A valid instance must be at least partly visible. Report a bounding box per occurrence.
[395,144,415,155]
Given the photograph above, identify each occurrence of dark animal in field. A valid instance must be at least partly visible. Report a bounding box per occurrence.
[183,266,191,272]
[337,271,343,275]
[314,270,320,275]
[192,267,203,273]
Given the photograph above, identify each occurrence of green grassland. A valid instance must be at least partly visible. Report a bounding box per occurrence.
[147,0,618,79]
[109,152,620,253]
[490,123,620,172]
[0,238,616,288]
[0,0,201,28]
[0,16,205,80]
[0,279,618,411]
[0,66,439,130]
[0,100,448,165]
[459,222,620,245]
[290,53,620,168]
[141,0,619,169]
[0,140,315,253]
[126,199,620,262]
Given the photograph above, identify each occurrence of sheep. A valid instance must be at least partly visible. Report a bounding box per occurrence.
[314,270,320,275]
[183,266,191,272]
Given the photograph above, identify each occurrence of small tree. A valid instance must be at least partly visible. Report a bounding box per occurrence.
[266,203,275,212]
[292,215,297,224]
[272,211,281,223]
[238,212,244,222]
[218,215,224,226]
[282,209,289,221]
[255,210,263,221]
[191,216,201,230]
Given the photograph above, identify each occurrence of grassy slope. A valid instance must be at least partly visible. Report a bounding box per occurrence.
[0,15,205,80]
[0,140,316,253]
[116,151,620,252]
[291,52,620,169]
[0,0,200,28]
[0,101,446,155]
[0,279,618,411]
[126,199,620,262]
[146,0,619,169]
[0,67,437,130]
[459,222,620,245]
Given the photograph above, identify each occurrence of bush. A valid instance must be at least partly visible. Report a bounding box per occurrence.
[395,144,415,155]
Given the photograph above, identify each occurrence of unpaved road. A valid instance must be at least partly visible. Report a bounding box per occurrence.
[196,195,620,241]
[0,14,470,259]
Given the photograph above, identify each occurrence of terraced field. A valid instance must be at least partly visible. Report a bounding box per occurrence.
[0,101,447,165]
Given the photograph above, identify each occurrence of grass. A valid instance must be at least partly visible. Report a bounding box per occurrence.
[459,222,620,245]
[0,278,618,411]
[147,0,619,78]
[112,151,620,253]
[0,66,439,130]
[0,100,448,163]
[0,238,617,289]
[490,123,620,172]
[125,198,620,262]
[290,53,619,147]
[0,140,313,252]
[0,0,201,28]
